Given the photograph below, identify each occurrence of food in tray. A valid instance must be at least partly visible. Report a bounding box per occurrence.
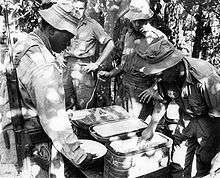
[93,119,148,137]
[79,139,107,159]
[68,106,131,126]
[110,133,167,154]
[80,115,97,124]
[86,153,99,159]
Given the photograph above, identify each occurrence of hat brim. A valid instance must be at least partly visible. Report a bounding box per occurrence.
[39,8,78,35]
[142,49,184,75]
[124,8,154,21]
[118,7,130,18]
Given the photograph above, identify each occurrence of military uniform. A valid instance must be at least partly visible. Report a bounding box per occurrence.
[156,57,220,177]
[0,29,79,177]
[64,16,112,110]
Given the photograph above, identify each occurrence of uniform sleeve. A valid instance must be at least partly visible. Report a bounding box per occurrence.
[201,71,220,117]
[201,69,220,152]
[122,31,135,55]
[17,47,79,162]
[92,20,112,45]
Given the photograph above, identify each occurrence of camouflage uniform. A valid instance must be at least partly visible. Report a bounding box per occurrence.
[0,29,79,177]
[158,57,220,177]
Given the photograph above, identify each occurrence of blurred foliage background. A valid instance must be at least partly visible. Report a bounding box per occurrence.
[0,0,220,66]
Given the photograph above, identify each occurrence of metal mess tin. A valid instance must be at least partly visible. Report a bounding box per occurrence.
[103,132,173,178]
[89,118,148,142]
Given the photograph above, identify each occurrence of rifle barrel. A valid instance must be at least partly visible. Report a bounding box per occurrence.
[3,1,27,173]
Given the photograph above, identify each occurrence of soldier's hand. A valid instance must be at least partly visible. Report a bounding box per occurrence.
[139,88,156,103]
[79,153,97,168]
[98,71,111,81]
[82,62,99,73]
[69,142,87,165]
[141,127,154,141]
[55,53,66,68]
[138,86,163,103]
[210,152,220,178]
[141,23,167,41]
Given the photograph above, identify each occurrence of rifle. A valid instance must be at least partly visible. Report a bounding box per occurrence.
[3,1,28,173]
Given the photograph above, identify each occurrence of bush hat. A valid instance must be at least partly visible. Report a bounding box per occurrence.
[124,0,154,21]
[137,38,185,75]
[39,1,80,35]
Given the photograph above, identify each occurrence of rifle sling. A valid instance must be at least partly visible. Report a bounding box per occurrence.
[6,69,27,172]
[5,43,49,172]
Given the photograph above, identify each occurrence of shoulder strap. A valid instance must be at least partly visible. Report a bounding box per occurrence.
[13,41,39,67]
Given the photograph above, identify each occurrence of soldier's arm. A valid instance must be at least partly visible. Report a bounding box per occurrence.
[200,69,220,175]
[201,71,220,118]
[17,49,87,166]
[142,101,166,140]
[93,20,115,67]
[33,64,87,165]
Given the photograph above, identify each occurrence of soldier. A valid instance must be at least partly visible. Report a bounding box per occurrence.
[139,36,220,177]
[63,0,115,110]
[98,0,165,120]
[0,2,92,177]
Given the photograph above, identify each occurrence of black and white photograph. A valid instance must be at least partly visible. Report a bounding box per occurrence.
[0,0,220,177]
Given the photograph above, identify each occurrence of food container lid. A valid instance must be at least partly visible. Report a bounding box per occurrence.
[89,118,148,142]
[106,132,173,156]
[69,105,130,130]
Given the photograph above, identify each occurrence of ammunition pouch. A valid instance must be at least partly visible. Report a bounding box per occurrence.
[26,127,51,170]
[3,116,51,149]
[3,116,51,169]
[25,127,51,146]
